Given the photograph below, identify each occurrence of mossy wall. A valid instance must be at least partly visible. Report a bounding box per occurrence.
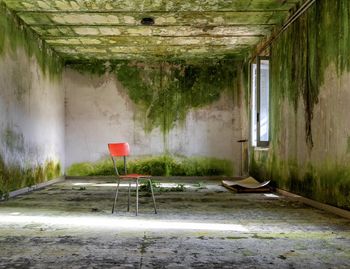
[68,59,244,134]
[0,155,61,199]
[64,59,246,174]
[0,2,65,197]
[250,0,350,209]
[0,2,63,79]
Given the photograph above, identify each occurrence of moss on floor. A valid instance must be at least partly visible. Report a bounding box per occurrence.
[66,155,233,177]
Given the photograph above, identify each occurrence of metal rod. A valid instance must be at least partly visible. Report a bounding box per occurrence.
[136,179,139,216]
[250,0,316,60]
[149,179,157,214]
[123,156,127,175]
[112,178,120,214]
[127,182,131,212]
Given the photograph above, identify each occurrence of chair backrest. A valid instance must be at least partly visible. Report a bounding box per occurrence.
[108,143,130,157]
[108,143,130,176]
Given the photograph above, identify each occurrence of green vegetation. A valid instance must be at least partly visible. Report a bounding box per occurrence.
[66,155,233,177]
[251,151,350,210]
[139,180,186,193]
[68,59,244,133]
[0,3,63,79]
[0,155,61,199]
[250,0,350,210]
[270,0,350,148]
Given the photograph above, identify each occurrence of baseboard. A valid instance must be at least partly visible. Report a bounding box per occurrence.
[276,188,350,220]
[2,176,65,200]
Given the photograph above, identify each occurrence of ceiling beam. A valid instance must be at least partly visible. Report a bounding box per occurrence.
[3,0,299,13]
[18,11,288,26]
[32,25,272,38]
[45,36,261,46]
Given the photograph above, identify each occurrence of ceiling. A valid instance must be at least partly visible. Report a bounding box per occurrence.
[2,0,302,61]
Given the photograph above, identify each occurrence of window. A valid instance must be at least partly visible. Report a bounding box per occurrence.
[251,57,269,147]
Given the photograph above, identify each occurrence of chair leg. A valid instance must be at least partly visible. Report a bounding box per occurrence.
[136,179,139,216]
[127,182,131,212]
[149,178,157,214]
[112,179,120,214]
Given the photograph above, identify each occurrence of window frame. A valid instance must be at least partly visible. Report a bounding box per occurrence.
[252,56,270,148]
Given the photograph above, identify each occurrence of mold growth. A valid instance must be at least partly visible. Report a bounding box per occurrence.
[0,2,63,78]
[66,155,233,177]
[270,0,350,148]
[250,0,350,209]
[68,59,244,133]
[0,154,61,199]
[2,127,25,154]
[250,148,350,210]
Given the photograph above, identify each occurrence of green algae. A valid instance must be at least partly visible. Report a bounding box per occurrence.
[270,0,350,149]
[68,59,244,133]
[251,150,350,210]
[0,154,62,199]
[250,0,350,210]
[66,155,233,177]
[0,3,63,79]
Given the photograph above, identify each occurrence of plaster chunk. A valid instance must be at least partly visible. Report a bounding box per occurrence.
[78,48,107,53]
[74,27,100,36]
[37,1,51,9]
[79,39,102,45]
[213,17,225,24]
[99,27,121,35]
[127,28,152,35]
[55,0,71,9]
[47,39,81,45]
[105,3,113,10]
[21,2,35,9]
[123,16,136,24]
[69,1,80,10]
[47,29,62,36]
[51,14,119,24]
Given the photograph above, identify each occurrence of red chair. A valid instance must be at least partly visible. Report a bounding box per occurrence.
[108,142,157,215]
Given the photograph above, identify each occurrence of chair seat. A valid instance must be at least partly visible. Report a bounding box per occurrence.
[119,174,151,179]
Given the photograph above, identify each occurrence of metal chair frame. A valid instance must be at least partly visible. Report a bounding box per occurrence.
[108,143,157,216]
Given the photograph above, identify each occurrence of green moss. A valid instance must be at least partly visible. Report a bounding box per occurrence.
[270,0,350,148]
[0,3,63,79]
[68,59,243,133]
[252,152,350,210]
[251,0,350,210]
[66,155,233,177]
[0,153,62,199]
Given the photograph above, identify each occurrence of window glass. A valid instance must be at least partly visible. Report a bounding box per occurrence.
[259,60,269,142]
[251,63,257,147]
[251,58,269,147]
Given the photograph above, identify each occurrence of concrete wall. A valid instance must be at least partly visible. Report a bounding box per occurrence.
[0,46,65,193]
[250,0,350,209]
[63,69,244,174]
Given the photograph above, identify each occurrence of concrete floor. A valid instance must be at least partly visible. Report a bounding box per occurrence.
[0,178,349,269]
